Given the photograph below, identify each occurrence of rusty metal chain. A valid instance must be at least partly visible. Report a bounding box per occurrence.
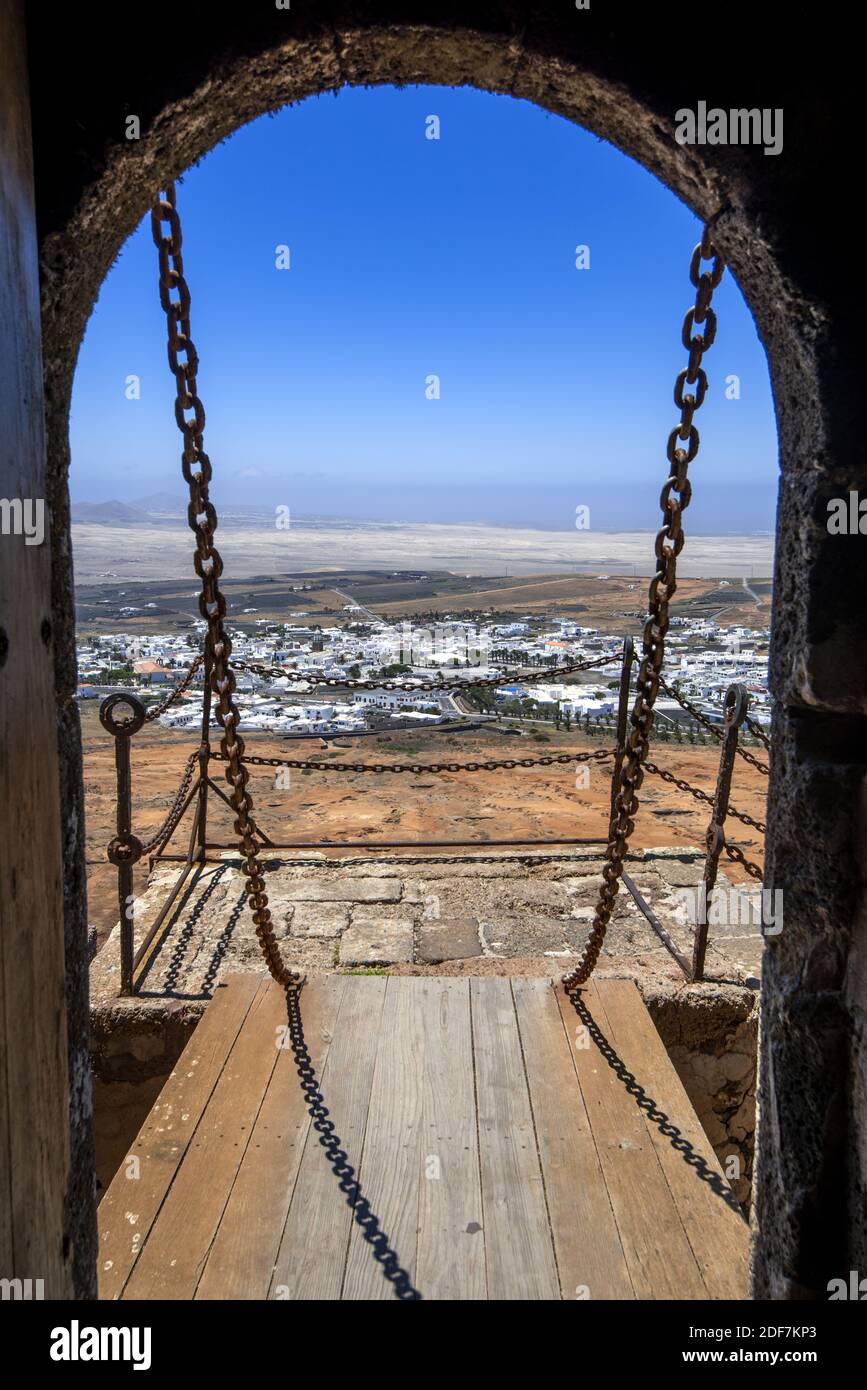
[143,652,204,722]
[657,675,770,776]
[212,746,615,775]
[562,226,725,990]
[724,841,764,882]
[151,184,301,990]
[140,751,199,855]
[231,652,618,692]
[644,759,766,833]
[743,712,771,750]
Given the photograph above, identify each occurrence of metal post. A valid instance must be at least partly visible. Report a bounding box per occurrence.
[610,637,635,823]
[692,683,748,981]
[100,693,146,996]
[196,647,212,861]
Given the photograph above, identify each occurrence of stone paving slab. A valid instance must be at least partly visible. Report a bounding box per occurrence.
[89,847,761,1004]
[418,918,482,963]
[279,878,402,902]
[339,918,415,965]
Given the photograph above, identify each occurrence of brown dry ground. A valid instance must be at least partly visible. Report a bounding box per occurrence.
[81,702,769,946]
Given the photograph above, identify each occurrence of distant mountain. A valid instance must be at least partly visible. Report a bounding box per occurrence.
[130,491,187,513]
[71,500,151,524]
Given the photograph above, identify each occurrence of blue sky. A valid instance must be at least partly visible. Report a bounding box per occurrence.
[70,84,778,533]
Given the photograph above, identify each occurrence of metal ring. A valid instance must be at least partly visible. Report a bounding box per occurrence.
[99,692,146,737]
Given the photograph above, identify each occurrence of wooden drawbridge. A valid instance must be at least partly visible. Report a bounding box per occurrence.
[99,973,748,1300]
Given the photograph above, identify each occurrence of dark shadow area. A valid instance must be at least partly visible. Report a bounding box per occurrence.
[137,862,239,999]
[285,986,422,1301]
[565,989,745,1219]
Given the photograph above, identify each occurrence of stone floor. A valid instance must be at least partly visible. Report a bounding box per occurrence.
[90,846,764,1005]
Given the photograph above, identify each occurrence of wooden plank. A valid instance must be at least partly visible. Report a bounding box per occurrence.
[471,977,560,1300]
[0,0,73,1298]
[269,975,387,1300]
[512,978,634,1300]
[99,972,264,1298]
[415,978,486,1300]
[122,976,287,1299]
[594,977,749,1299]
[342,978,425,1299]
[555,982,707,1299]
[195,976,346,1299]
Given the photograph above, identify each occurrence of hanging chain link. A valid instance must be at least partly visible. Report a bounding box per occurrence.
[562,226,725,990]
[150,184,301,990]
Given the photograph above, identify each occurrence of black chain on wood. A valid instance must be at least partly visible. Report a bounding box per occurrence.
[562,226,725,990]
[150,184,301,990]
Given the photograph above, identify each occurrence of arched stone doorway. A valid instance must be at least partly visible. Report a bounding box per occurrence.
[18,3,865,1299]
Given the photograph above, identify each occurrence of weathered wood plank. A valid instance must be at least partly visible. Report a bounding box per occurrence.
[512,978,634,1299]
[99,973,264,1298]
[594,977,749,1299]
[0,0,73,1298]
[415,978,486,1300]
[471,977,560,1300]
[122,976,285,1299]
[196,976,346,1299]
[342,977,425,1299]
[269,976,387,1300]
[555,982,707,1299]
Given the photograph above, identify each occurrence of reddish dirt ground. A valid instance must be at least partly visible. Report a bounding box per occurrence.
[81,702,769,945]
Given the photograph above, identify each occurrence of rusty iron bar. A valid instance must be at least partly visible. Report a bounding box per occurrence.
[154,834,609,858]
[132,796,203,979]
[621,871,693,980]
[196,648,213,859]
[100,694,147,996]
[610,637,636,824]
[145,765,201,865]
[692,682,749,981]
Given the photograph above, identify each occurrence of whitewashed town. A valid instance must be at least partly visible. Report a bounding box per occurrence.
[75,607,772,740]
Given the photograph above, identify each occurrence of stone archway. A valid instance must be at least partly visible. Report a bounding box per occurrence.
[26,3,865,1299]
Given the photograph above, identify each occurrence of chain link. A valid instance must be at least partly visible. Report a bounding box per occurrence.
[724,841,764,882]
[139,751,199,855]
[743,712,771,751]
[658,675,770,776]
[212,746,614,775]
[644,759,766,833]
[562,226,725,991]
[231,652,618,692]
[143,653,204,722]
[151,184,300,990]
